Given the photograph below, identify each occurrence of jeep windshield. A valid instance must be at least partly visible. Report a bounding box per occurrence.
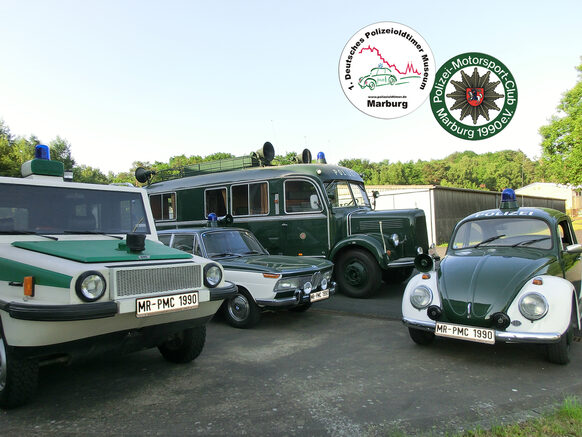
[0,183,150,235]
[451,217,552,250]
[325,181,371,208]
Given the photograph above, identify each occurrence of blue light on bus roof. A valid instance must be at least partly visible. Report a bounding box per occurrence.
[34,144,50,160]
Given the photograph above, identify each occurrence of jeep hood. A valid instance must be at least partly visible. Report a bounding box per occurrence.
[12,239,192,263]
[218,255,332,275]
[438,250,555,326]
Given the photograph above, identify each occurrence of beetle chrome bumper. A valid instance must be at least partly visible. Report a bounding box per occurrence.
[256,283,336,308]
[402,317,563,344]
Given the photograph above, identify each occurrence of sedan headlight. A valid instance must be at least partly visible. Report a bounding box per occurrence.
[203,263,222,288]
[410,285,433,309]
[274,277,300,292]
[76,271,106,302]
[519,292,548,320]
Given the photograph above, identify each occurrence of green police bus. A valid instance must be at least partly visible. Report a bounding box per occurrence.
[139,143,429,298]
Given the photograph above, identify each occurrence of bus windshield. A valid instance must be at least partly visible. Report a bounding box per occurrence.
[325,181,371,208]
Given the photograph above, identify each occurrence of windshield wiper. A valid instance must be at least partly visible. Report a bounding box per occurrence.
[0,231,58,240]
[209,252,240,258]
[63,230,124,239]
[242,250,262,255]
[512,236,551,247]
[471,234,506,248]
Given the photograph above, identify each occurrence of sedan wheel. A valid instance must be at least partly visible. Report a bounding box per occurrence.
[224,289,261,329]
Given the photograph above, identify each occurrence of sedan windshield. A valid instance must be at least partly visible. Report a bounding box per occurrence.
[202,230,268,258]
[325,181,370,208]
[451,217,552,250]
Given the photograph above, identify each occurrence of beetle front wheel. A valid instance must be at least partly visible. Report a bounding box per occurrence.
[547,303,577,365]
[408,328,435,346]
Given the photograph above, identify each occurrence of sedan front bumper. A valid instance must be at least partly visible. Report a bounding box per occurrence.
[256,282,336,308]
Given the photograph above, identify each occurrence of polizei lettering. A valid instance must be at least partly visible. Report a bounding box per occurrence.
[367,100,408,109]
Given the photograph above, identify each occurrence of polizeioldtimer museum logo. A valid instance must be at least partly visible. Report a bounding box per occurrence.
[430,52,518,140]
[339,22,435,119]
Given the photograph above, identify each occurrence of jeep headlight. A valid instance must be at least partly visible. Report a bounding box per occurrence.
[410,285,433,309]
[76,271,106,302]
[203,263,222,288]
[519,292,548,321]
[275,277,300,291]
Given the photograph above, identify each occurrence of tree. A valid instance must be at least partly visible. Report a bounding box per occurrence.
[49,136,75,171]
[539,59,582,184]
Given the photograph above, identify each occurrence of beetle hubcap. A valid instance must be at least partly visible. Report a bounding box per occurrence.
[228,295,250,322]
[344,260,367,287]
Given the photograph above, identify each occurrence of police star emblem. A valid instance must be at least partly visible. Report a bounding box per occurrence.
[446,68,504,125]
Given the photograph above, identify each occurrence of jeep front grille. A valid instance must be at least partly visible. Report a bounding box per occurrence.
[114,264,202,298]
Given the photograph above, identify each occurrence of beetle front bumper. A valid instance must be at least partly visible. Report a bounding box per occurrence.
[256,282,336,308]
[402,317,563,344]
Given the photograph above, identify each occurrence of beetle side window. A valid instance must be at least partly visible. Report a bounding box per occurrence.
[284,180,322,213]
[205,188,227,217]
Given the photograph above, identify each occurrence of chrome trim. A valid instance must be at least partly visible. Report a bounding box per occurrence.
[256,283,336,308]
[402,317,562,344]
[387,257,416,267]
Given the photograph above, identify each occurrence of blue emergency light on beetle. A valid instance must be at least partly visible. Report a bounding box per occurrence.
[500,188,519,210]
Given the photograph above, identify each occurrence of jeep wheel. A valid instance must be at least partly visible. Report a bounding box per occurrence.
[547,302,577,365]
[0,336,39,409]
[336,249,381,298]
[223,289,261,329]
[408,328,435,345]
[158,326,206,364]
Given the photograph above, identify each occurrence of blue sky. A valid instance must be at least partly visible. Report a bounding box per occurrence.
[0,0,580,174]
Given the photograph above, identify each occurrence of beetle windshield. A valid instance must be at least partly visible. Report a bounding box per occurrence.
[0,183,149,235]
[325,181,370,208]
[202,230,268,258]
[451,217,552,250]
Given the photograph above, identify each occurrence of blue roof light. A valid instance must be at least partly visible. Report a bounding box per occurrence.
[35,144,50,160]
[317,152,327,164]
[500,188,519,210]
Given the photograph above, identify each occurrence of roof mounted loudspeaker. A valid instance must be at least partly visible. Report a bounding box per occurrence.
[135,167,156,184]
[301,148,312,163]
[252,142,275,165]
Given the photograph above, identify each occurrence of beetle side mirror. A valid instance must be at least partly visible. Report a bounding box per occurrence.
[565,243,582,254]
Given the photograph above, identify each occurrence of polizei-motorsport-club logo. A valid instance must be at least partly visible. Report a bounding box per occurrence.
[339,22,435,119]
[430,52,517,140]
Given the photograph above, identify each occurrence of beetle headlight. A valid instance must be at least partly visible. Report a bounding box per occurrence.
[410,285,433,309]
[76,271,106,302]
[391,233,400,247]
[203,263,222,288]
[519,292,548,321]
[275,277,300,291]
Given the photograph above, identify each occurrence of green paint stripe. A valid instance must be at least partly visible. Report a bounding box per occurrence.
[0,258,72,288]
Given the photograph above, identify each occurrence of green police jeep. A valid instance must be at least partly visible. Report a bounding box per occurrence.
[0,146,236,408]
[139,143,429,298]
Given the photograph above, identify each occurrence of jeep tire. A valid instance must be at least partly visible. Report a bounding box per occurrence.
[158,326,206,364]
[0,336,39,409]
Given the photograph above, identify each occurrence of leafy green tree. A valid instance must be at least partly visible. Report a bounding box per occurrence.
[72,165,109,184]
[49,136,75,171]
[539,59,582,184]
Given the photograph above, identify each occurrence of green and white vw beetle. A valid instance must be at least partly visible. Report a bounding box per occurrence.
[402,189,581,364]
[0,146,236,408]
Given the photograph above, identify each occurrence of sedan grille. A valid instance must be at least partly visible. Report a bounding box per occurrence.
[114,264,202,298]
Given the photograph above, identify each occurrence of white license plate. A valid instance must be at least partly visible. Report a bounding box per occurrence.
[435,322,495,344]
[310,289,329,303]
[136,291,199,317]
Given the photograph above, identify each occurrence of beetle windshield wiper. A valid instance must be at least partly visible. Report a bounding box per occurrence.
[0,231,58,240]
[471,234,506,248]
[512,236,550,247]
[63,230,124,239]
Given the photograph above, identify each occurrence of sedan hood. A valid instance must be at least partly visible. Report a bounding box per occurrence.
[438,249,555,326]
[218,255,332,275]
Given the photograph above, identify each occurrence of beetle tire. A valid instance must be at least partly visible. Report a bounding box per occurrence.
[158,326,206,363]
[546,303,576,365]
[408,328,435,346]
[0,336,39,409]
[336,249,382,298]
[223,288,261,329]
